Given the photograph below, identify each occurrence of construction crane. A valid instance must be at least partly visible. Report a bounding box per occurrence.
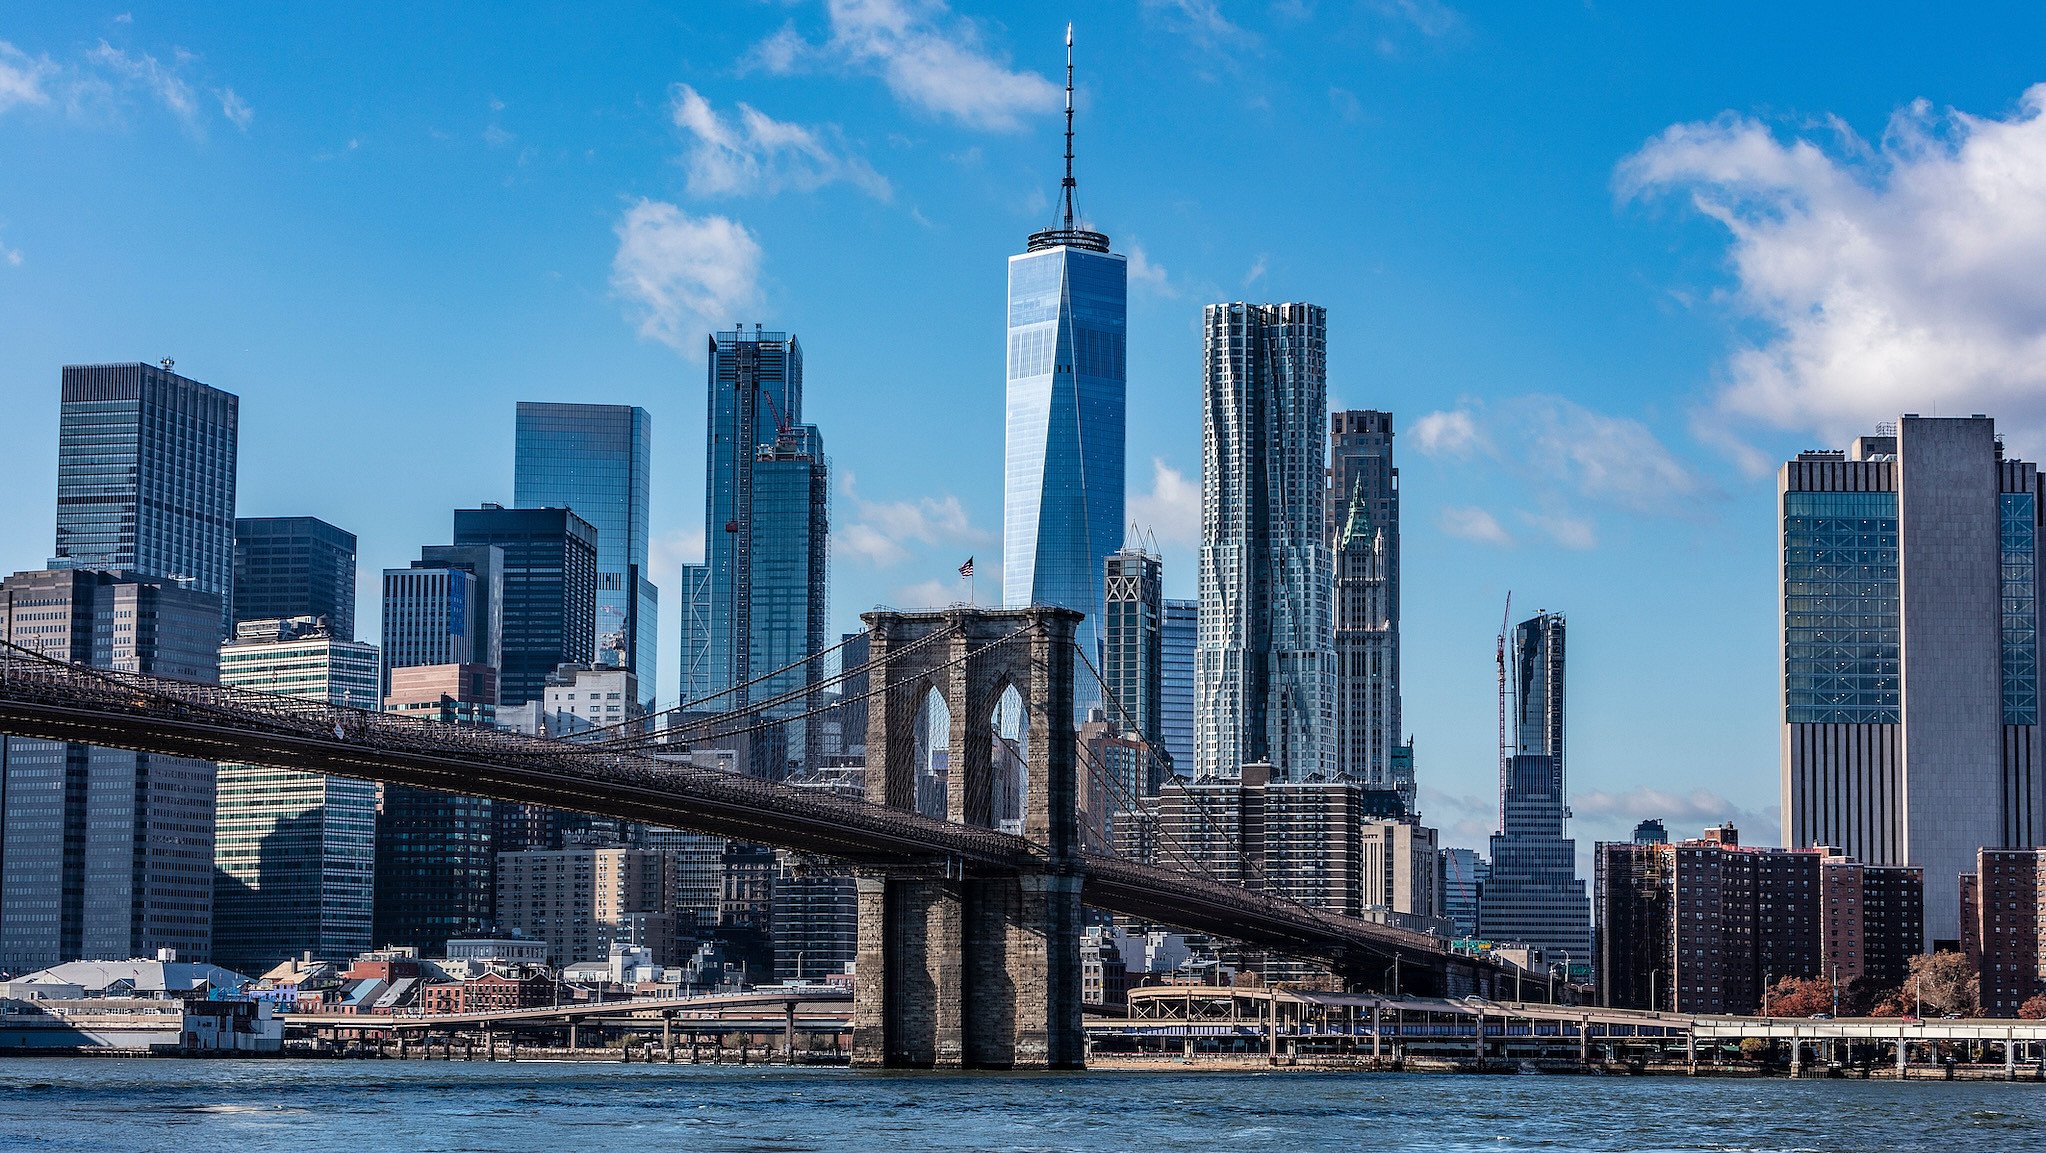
[1496,590,1513,831]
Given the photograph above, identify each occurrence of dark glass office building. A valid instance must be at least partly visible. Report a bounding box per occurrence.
[234,516,358,640]
[452,505,597,709]
[514,402,657,709]
[704,329,801,710]
[746,424,830,773]
[0,570,221,970]
[53,362,239,635]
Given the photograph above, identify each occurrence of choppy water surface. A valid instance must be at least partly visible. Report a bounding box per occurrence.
[2,1060,2041,1152]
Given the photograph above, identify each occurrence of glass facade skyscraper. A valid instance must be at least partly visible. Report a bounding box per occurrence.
[1478,610,1591,971]
[53,362,239,636]
[1003,47,1125,715]
[452,505,597,709]
[745,425,830,774]
[213,617,380,974]
[514,402,657,709]
[1102,546,1163,754]
[234,516,358,640]
[703,329,801,711]
[1780,416,2046,945]
[1195,303,1335,781]
[0,570,221,970]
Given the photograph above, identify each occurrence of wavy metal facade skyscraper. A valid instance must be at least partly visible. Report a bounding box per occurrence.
[1196,303,1336,781]
[1003,28,1125,703]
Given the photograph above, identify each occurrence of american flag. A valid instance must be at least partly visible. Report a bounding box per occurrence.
[958,556,974,578]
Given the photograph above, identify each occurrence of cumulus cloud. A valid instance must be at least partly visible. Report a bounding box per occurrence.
[1128,458,1200,546]
[1439,505,1511,546]
[748,0,1059,132]
[1518,396,1704,514]
[1621,84,2046,446]
[1409,408,1482,456]
[610,199,764,357]
[1520,509,1596,550]
[671,84,889,200]
[837,471,983,567]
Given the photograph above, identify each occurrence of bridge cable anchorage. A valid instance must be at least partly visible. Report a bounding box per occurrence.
[570,622,966,752]
[1065,641,1361,951]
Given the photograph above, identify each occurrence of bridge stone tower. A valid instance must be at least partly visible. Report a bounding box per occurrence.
[850,606,1085,1069]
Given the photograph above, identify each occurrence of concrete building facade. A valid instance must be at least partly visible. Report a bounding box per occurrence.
[1329,410,1405,804]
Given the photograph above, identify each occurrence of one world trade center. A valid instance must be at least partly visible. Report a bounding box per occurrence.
[1003,26,1126,714]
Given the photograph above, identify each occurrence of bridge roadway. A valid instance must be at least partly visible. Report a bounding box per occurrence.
[0,646,1491,990]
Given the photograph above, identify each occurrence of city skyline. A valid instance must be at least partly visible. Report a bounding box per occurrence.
[10,5,2046,857]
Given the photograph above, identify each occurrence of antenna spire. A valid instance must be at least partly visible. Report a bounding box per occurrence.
[1061,22,1076,231]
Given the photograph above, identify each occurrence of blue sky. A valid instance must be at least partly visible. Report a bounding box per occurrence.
[6,2,2046,859]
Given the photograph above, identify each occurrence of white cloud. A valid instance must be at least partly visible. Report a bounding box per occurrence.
[609,199,764,357]
[0,42,54,114]
[671,84,889,200]
[1439,505,1511,546]
[88,42,199,129]
[1621,84,2046,445]
[890,577,971,610]
[1409,408,1482,456]
[216,86,251,130]
[1572,786,1776,841]
[1520,509,1596,550]
[1,228,21,266]
[1142,0,1257,56]
[750,0,1059,132]
[1371,0,1464,38]
[1517,395,1704,514]
[1243,254,1267,288]
[1128,458,1200,547]
[1125,241,1176,297]
[838,483,980,567]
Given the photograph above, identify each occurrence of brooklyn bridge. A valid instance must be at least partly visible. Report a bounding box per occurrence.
[0,604,1538,1069]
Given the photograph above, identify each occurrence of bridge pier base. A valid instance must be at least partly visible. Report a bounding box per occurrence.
[851,866,1083,1070]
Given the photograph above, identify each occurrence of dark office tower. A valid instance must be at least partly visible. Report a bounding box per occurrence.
[836,631,871,755]
[1160,599,1196,785]
[1329,411,1404,803]
[452,505,597,709]
[234,516,358,640]
[1102,546,1164,756]
[0,569,220,970]
[1002,34,1127,714]
[1780,416,2046,946]
[705,328,801,707]
[746,425,830,775]
[375,666,500,954]
[515,402,658,710]
[1196,303,1335,781]
[53,362,239,636]
[1478,611,1591,971]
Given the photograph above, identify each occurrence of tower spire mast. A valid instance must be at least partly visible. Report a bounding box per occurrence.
[1061,22,1076,231]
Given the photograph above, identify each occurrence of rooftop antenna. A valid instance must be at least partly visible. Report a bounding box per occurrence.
[159,357,175,372]
[1061,22,1076,232]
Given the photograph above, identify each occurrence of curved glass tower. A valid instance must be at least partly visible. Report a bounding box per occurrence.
[1003,27,1125,707]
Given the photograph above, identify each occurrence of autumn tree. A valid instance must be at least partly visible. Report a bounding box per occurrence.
[2019,994,2046,1021]
[1898,952,1980,1018]
[1759,975,1833,1016]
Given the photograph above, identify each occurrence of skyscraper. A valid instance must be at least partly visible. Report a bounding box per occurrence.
[1780,415,2046,945]
[52,362,240,636]
[375,665,500,955]
[704,328,802,701]
[1478,611,1591,970]
[678,563,713,707]
[1102,546,1163,754]
[514,402,657,708]
[1002,31,1126,708]
[452,505,598,709]
[1195,302,1335,781]
[212,616,380,974]
[1329,410,1404,800]
[0,569,220,970]
[233,516,359,640]
[745,424,830,774]
[380,546,503,695]
[1159,598,1196,786]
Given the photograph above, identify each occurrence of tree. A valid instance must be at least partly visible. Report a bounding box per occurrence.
[1898,952,1980,1018]
[2019,994,2046,1021]
[1759,975,1832,1017]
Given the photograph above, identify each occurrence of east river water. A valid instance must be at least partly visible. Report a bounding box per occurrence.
[3,1059,2043,1152]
